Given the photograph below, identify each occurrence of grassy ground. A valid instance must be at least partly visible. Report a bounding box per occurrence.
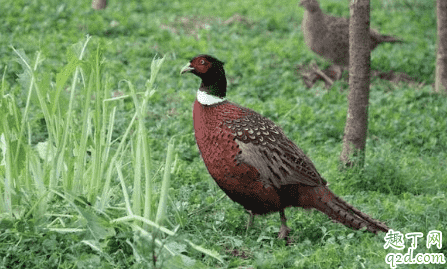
[1,0,446,268]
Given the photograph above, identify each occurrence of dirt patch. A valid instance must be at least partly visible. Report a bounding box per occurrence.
[225,246,251,259]
[297,63,421,89]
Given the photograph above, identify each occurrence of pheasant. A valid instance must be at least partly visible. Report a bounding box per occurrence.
[300,0,403,81]
[180,54,389,239]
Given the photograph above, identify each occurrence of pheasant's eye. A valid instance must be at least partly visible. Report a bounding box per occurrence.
[200,60,205,64]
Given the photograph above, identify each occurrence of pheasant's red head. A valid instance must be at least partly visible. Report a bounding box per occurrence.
[181,54,227,98]
[189,56,212,75]
[180,55,224,78]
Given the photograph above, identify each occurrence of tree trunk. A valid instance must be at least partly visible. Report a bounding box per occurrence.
[92,0,107,10]
[435,0,447,94]
[340,0,371,167]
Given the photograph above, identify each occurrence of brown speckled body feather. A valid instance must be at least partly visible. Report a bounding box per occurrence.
[193,99,388,233]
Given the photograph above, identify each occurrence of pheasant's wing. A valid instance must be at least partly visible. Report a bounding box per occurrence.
[223,104,327,189]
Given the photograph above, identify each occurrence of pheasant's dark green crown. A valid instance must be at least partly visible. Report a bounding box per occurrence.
[182,54,227,98]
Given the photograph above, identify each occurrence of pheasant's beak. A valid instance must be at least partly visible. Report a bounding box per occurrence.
[180,62,194,75]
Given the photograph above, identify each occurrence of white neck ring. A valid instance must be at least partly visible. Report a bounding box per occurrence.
[197,90,226,105]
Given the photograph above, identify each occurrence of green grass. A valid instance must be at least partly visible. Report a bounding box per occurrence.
[1,0,446,268]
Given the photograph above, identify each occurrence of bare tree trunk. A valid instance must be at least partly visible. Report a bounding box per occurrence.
[92,0,107,10]
[435,0,447,94]
[340,0,371,167]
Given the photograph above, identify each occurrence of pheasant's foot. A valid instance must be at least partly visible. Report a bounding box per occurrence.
[278,210,292,240]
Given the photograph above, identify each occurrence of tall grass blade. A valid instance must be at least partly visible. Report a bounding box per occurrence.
[155,137,175,226]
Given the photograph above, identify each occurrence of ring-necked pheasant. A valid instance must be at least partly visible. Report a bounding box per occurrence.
[300,0,403,81]
[180,54,389,239]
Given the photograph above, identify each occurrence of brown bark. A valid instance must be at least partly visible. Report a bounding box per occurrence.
[435,0,447,94]
[340,0,371,167]
[92,0,107,10]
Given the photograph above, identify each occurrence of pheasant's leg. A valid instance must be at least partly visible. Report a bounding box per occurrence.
[246,210,254,231]
[278,210,291,239]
